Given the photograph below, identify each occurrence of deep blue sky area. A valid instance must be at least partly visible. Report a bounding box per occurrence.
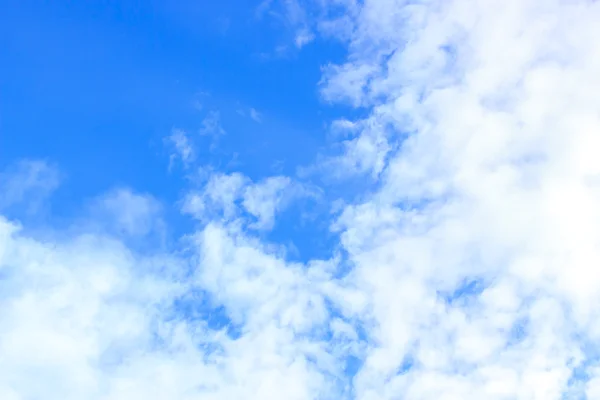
[0,0,348,236]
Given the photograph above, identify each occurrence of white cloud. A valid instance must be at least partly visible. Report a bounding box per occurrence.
[238,106,263,123]
[87,188,164,238]
[192,91,210,111]
[166,129,195,169]
[0,216,185,399]
[199,111,226,152]
[183,172,309,231]
[256,0,316,49]
[200,111,226,137]
[242,176,292,229]
[0,196,342,399]
[294,28,315,49]
[0,159,60,212]
[318,0,600,398]
[183,172,247,223]
[249,107,262,123]
[167,112,225,165]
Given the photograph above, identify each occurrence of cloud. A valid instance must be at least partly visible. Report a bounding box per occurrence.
[0,216,185,399]
[166,110,226,166]
[182,172,310,231]
[0,159,60,213]
[199,111,226,152]
[256,0,316,49]
[294,28,315,49]
[87,188,164,238]
[237,106,263,123]
[192,91,210,111]
[166,129,195,169]
[182,172,247,223]
[242,176,293,229]
[0,186,342,398]
[200,111,226,137]
[311,113,395,180]
[249,107,262,123]
[317,0,600,397]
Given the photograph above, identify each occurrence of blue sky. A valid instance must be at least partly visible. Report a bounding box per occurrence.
[1,1,342,207]
[0,0,353,258]
[2,0,600,399]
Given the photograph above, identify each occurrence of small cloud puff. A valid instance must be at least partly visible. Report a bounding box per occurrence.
[166,129,195,169]
[88,188,163,237]
[182,172,311,231]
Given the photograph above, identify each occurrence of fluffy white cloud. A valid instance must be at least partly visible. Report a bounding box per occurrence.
[318,0,600,398]
[0,204,344,399]
[0,216,184,399]
[0,162,339,399]
[183,172,312,231]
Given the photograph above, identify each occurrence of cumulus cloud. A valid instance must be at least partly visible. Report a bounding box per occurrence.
[318,0,600,398]
[0,190,342,399]
[0,216,185,399]
[183,172,310,231]
[242,176,294,229]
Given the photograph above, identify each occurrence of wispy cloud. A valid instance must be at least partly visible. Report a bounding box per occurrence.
[294,28,315,49]
[256,0,316,50]
[87,187,164,238]
[166,129,195,169]
[236,106,263,123]
[249,107,262,123]
[182,172,310,231]
[191,91,210,111]
[198,110,226,152]
[167,109,225,162]
[0,159,60,213]
[200,110,225,134]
